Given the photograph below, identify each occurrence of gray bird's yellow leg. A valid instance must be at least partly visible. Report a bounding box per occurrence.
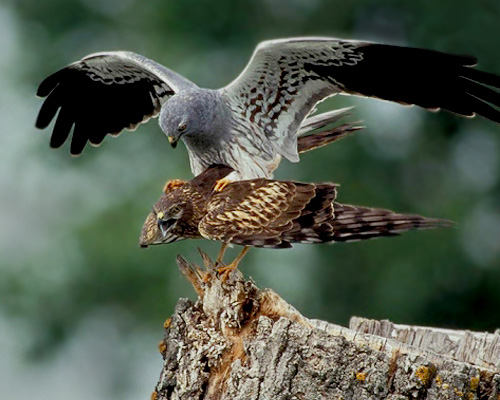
[163,179,186,193]
[214,178,231,192]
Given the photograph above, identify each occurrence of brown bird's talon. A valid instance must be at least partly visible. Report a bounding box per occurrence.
[214,177,231,192]
[217,264,236,283]
[214,262,223,271]
[200,270,212,284]
[163,179,186,193]
[217,245,251,283]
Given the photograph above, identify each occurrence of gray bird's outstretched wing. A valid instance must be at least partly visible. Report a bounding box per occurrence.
[36,51,197,154]
[222,37,500,162]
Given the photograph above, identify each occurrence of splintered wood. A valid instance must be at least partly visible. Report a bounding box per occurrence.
[152,251,500,399]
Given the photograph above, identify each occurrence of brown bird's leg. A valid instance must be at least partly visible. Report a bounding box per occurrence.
[199,242,230,284]
[218,246,251,283]
[215,242,229,266]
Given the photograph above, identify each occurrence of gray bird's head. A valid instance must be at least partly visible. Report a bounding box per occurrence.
[159,89,216,148]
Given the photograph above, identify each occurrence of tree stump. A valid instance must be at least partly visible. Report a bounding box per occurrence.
[152,251,500,400]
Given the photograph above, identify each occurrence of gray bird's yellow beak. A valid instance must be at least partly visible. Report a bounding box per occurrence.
[168,136,178,148]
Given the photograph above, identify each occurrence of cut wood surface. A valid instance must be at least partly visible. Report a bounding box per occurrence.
[152,251,500,400]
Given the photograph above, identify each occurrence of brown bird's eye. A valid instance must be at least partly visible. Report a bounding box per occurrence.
[178,123,187,132]
[171,205,182,214]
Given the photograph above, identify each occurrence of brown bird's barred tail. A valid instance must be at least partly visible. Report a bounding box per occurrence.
[329,203,454,242]
[297,108,364,154]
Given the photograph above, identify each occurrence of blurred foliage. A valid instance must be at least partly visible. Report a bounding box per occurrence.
[3,0,500,369]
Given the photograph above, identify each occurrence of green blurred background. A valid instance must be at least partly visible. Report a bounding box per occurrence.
[2,0,500,398]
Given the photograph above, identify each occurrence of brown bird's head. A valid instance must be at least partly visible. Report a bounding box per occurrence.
[139,165,234,247]
[140,198,191,247]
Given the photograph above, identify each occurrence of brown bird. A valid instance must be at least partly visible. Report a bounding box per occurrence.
[140,165,451,279]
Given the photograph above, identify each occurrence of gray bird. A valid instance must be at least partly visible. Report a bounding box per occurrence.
[36,37,500,180]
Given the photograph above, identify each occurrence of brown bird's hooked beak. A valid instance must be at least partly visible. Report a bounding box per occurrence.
[168,136,178,148]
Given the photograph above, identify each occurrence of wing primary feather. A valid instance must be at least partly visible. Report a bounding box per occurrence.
[464,93,500,123]
[458,76,500,109]
[463,67,500,89]
[50,107,74,148]
[35,85,63,129]
[70,122,89,155]
[37,68,66,97]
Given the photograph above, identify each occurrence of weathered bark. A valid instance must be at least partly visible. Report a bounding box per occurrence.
[152,251,500,400]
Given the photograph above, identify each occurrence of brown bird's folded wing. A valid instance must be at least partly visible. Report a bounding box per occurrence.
[199,180,336,248]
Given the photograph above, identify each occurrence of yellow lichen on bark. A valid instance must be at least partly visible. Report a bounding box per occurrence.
[470,375,480,391]
[158,340,167,354]
[356,372,367,381]
[415,366,431,386]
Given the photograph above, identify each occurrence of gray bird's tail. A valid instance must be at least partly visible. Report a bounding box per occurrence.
[297,107,364,154]
[330,203,454,242]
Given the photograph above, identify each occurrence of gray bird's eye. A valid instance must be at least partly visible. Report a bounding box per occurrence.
[178,123,187,132]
